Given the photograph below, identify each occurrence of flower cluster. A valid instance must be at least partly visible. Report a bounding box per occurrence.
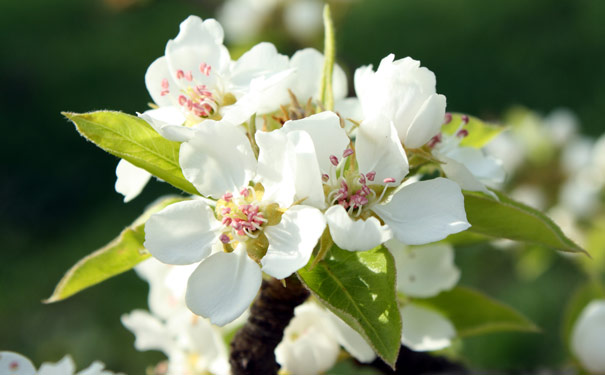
[114,15,482,329]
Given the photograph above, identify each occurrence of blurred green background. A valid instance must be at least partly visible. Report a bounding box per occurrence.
[1,0,604,373]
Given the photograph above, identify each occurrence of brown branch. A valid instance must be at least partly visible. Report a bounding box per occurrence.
[229,276,310,375]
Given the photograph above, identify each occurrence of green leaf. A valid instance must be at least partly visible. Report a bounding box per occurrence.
[45,196,185,303]
[63,111,198,196]
[319,4,335,110]
[441,113,505,148]
[417,286,539,336]
[297,245,401,368]
[464,190,587,254]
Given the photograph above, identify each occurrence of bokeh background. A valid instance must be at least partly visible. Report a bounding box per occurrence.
[2,0,604,373]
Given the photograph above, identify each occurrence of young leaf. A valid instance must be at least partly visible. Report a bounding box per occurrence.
[63,111,198,196]
[464,190,586,254]
[319,4,336,110]
[297,245,401,368]
[45,196,185,303]
[441,113,505,148]
[417,286,539,336]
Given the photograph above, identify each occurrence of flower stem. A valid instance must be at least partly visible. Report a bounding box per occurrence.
[229,276,310,375]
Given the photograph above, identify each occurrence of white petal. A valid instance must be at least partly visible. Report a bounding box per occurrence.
[165,16,229,85]
[334,97,363,125]
[115,159,152,203]
[121,310,175,354]
[325,205,392,252]
[571,299,605,373]
[439,155,495,198]
[180,120,256,198]
[289,48,348,101]
[256,129,325,208]
[400,303,456,352]
[75,361,110,375]
[144,56,177,108]
[186,245,262,326]
[356,116,409,184]
[282,111,350,174]
[276,303,340,375]
[404,93,446,148]
[0,352,36,375]
[386,240,459,297]
[38,356,75,375]
[325,312,377,363]
[444,147,506,186]
[138,107,190,142]
[144,200,221,265]
[262,206,326,279]
[229,42,289,91]
[373,178,470,245]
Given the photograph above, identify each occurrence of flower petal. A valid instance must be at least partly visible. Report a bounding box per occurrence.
[325,311,376,363]
[138,107,191,142]
[439,155,495,198]
[356,116,409,184]
[115,159,152,203]
[282,111,350,174]
[186,245,262,326]
[144,200,221,265]
[262,206,326,279]
[180,120,256,198]
[571,299,605,373]
[0,352,36,375]
[229,42,289,92]
[165,16,230,86]
[256,129,325,209]
[404,93,447,148]
[325,205,392,252]
[400,303,456,352]
[144,56,177,108]
[373,178,470,245]
[121,310,175,354]
[386,240,460,298]
[38,356,75,375]
[444,147,505,186]
[289,48,348,102]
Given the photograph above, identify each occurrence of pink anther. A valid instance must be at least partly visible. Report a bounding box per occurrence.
[222,192,233,202]
[240,188,250,197]
[383,177,396,184]
[427,133,442,148]
[160,90,170,96]
[221,207,231,215]
[219,234,230,243]
[366,171,376,181]
[184,71,193,81]
[178,95,188,106]
[359,174,366,185]
[456,129,469,138]
[329,155,339,166]
[322,173,329,182]
[161,78,169,89]
[176,70,185,80]
[444,112,453,124]
[343,148,354,158]
[199,62,211,76]
[461,115,469,124]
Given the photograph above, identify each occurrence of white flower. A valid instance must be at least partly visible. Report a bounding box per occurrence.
[354,54,447,148]
[0,352,122,375]
[114,159,152,203]
[144,120,325,325]
[141,15,293,142]
[386,240,459,352]
[275,302,375,375]
[261,111,470,252]
[571,299,605,373]
[429,116,505,197]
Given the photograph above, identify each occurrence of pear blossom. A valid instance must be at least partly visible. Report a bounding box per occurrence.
[275,302,375,375]
[429,114,505,197]
[140,15,293,142]
[386,240,460,352]
[258,111,469,252]
[0,352,123,375]
[144,120,325,325]
[353,54,447,148]
[571,299,605,373]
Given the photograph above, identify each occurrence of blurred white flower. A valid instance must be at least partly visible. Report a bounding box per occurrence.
[0,352,123,375]
[571,299,605,373]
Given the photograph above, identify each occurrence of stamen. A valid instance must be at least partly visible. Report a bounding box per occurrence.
[322,173,330,182]
[240,187,250,197]
[359,173,366,185]
[161,79,169,89]
[383,177,396,184]
[176,70,185,80]
[219,234,230,243]
[329,155,339,166]
[456,129,469,138]
[427,133,442,148]
[461,114,469,125]
[444,112,453,124]
[366,171,376,181]
[199,62,211,76]
[222,192,233,202]
[184,71,193,81]
[343,148,354,158]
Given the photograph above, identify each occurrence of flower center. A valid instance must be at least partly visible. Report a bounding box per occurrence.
[323,149,395,217]
[159,62,236,120]
[216,188,267,242]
